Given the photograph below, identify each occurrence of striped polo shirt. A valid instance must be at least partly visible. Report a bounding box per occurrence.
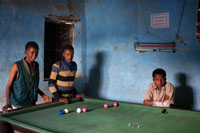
[48,60,77,100]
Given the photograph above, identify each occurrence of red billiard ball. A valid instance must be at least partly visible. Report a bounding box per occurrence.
[104,104,109,109]
[113,102,118,107]
[82,108,87,113]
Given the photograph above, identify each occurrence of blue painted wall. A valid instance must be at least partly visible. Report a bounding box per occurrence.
[1,0,200,111]
[84,0,200,110]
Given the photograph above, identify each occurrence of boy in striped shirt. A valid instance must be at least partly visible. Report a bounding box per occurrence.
[48,45,84,103]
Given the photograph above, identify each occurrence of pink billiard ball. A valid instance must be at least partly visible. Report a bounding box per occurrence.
[82,108,87,113]
[104,104,109,109]
[113,102,118,107]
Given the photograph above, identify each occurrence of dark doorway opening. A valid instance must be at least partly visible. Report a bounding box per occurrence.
[44,15,80,80]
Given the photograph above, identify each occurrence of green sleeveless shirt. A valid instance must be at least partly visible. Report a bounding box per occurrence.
[10,59,39,107]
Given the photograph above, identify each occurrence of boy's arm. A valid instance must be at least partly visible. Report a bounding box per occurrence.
[143,84,154,106]
[2,64,18,112]
[75,94,85,98]
[143,99,153,106]
[38,88,51,103]
[48,64,68,104]
[48,64,60,100]
[164,83,174,105]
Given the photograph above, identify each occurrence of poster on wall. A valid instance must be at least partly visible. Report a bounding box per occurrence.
[151,12,169,29]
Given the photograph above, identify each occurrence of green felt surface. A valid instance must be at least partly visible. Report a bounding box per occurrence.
[1,98,200,133]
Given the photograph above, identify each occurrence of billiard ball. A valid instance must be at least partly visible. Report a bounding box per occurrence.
[128,123,131,127]
[77,108,81,113]
[113,102,118,107]
[64,109,69,114]
[59,110,63,115]
[82,108,87,113]
[104,104,109,109]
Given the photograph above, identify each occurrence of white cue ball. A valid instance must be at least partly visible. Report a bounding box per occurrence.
[77,108,81,113]
[64,109,69,114]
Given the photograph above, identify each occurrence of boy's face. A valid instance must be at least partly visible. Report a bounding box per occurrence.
[153,74,166,89]
[25,47,38,62]
[62,49,74,63]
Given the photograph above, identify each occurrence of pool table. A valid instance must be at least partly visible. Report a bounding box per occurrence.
[1,98,200,133]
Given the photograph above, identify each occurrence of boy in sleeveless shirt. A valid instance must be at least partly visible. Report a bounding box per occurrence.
[2,41,50,112]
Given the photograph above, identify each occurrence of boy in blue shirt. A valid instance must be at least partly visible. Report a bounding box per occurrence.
[48,45,84,103]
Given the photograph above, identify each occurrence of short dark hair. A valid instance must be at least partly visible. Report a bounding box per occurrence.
[62,45,74,53]
[0,120,14,133]
[152,68,166,78]
[25,41,39,50]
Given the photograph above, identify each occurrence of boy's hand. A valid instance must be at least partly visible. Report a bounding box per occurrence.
[42,95,51,103]
[152,102,170,107]
[75,94,85,98]
[143,99,153,106]
[2,104,13,113]
[58,98,69,104]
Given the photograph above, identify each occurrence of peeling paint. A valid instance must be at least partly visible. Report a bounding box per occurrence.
[10,0,33,8]
[54,3,68,11]
[8,0,55,13]
[66,0,74,14]
[113,46,118,51]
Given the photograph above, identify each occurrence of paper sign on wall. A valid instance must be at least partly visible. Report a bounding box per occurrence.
[151,12,169,29]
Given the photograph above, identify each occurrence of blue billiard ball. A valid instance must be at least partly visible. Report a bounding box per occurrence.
[59,110,63,115]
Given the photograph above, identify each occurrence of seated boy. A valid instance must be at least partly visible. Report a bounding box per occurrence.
[143,68,174,107]
[48,45,84,103]
[2,41,50,113]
